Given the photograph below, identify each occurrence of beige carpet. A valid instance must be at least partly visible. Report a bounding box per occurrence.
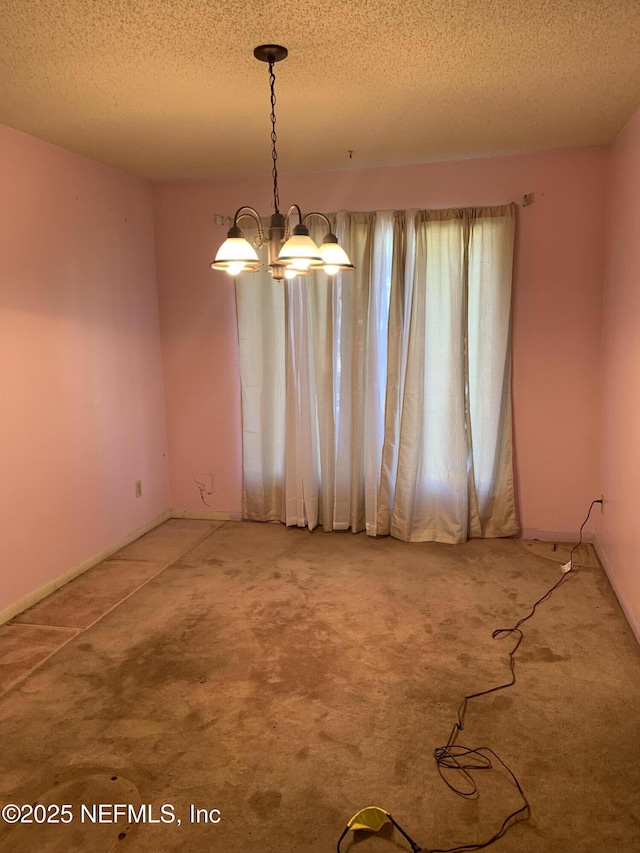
[0,520,639,852]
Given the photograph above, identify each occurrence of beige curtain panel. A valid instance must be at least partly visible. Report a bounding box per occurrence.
[234,205,518,544]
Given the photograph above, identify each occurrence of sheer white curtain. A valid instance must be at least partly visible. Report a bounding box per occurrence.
[234,205,517,544]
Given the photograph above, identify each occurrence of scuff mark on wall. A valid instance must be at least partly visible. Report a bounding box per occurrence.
[194,473,215,506]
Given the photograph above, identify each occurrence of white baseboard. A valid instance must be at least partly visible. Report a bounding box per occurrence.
[170,508,243,521]
[592,534,640,645]
[519,528,594,543]
[0,510,172,627]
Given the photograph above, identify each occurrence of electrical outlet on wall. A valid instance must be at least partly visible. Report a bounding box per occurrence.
[135,480,142,498]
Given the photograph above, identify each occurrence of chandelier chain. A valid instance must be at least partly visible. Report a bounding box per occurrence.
[268,57,280,214]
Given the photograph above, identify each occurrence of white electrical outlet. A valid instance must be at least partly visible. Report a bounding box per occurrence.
[135,480,142,498]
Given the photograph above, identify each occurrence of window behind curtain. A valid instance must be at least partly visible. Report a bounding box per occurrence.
[234,205,517,544]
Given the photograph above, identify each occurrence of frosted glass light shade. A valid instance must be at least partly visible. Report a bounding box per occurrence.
[311,235,355,274]
[210,237,262,275]
[276,233,322,269]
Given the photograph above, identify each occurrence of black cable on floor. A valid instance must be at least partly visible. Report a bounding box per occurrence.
[428,499,601,853]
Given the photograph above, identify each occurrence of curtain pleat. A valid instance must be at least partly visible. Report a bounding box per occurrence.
[466,209,518,537]
[234,274,285,521]
[235,203,518,543]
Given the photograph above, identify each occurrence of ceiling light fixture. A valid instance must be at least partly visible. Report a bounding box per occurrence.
[211,45,354,281]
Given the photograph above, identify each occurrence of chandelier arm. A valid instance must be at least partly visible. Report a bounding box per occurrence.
[284,204,302,242]
[233,206,266,244]
[284,204,305,238]
[302,211,333,233]
[286,204,304,224]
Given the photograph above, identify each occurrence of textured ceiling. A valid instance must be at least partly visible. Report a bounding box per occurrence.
[1,0,640,180]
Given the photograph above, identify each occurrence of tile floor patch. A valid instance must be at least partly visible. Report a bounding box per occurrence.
[2,521,221,694]
[111,519,224,562]
[0,624,78,696]
[13,560,167,629]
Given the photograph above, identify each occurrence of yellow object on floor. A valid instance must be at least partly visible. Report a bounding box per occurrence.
[337,806,422,852]
[348,806,390,832]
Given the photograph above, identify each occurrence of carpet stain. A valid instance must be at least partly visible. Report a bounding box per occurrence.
[248,789,282,818]
[394,758,410,783]
[319,730,361,757]
[490,694,514,711]
[524,646,570,663]
[110,612,227,695]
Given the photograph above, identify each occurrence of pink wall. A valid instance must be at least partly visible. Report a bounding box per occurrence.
[0,125,170,616]
[153,149,608,535]
[598,104,640,639]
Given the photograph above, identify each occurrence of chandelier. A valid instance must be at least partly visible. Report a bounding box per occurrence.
[211,45,354,281]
